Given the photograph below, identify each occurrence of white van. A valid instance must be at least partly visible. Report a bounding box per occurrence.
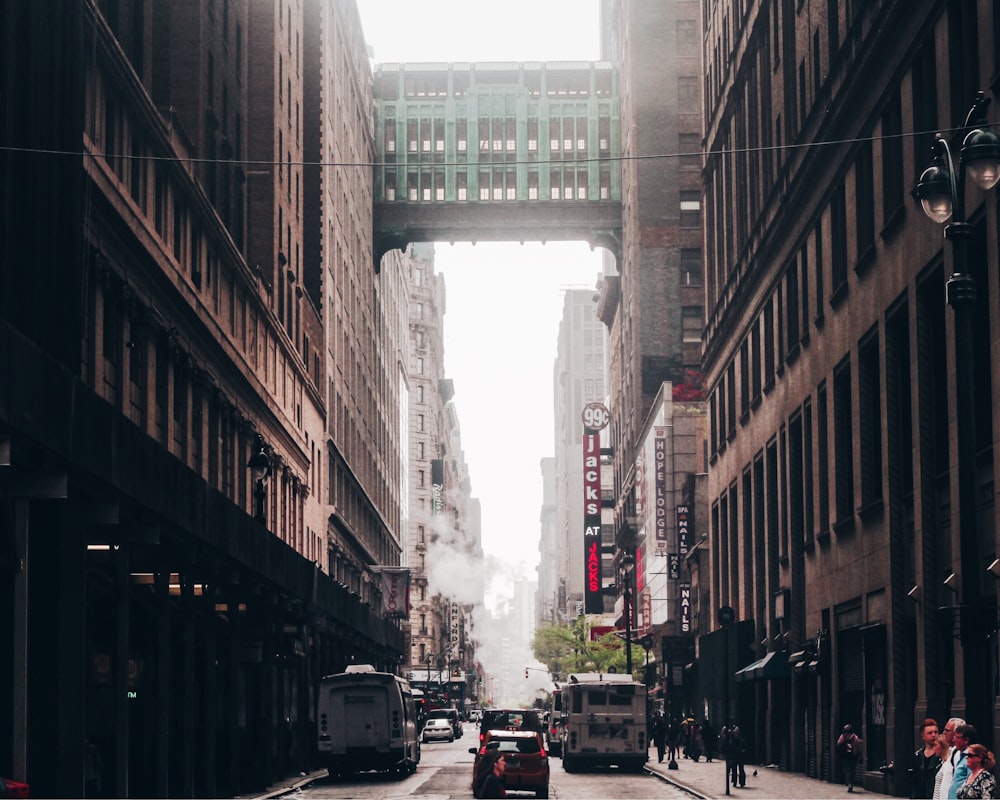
[559,672,647,773]
[317,665,420,778]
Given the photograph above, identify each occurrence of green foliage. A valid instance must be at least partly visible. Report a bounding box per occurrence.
[531,618,641,681]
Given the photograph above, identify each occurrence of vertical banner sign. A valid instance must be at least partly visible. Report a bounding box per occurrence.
[431,459,444,515]
[679,582,692,633]
[582,404,610,614]
[449,602,461,660]
[641,590,651,635]
[379,568,412,618]
[583,431,604,613]
[655,430,668,551]
[676,504,690,555]
[668,553,681,580]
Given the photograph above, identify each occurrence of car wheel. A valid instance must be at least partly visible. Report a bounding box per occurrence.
[537,788,549,799]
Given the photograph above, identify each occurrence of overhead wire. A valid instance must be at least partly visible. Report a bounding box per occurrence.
[0,122,987,172]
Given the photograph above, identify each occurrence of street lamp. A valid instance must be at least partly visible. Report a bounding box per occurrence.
[913,90,1000,738]
[247,433,272,522]
[620,552,636,675]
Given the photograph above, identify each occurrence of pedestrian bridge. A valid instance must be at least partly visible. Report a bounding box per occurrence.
[372,61,623,267]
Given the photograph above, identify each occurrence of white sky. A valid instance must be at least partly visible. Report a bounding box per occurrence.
[356,1,606,612]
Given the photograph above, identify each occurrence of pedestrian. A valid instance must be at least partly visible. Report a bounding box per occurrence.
[473,748,507,798]
[666,718,680,763]
[651,713,667,763]
[837,723,862,792]
[935,718,966,800]
[721,720,747,788]
[948,723,977,799]
[702,719,718,762]
[910,718,942,799]
[689,719,704,762]
[931,735,952,800]
[955,744,996,799]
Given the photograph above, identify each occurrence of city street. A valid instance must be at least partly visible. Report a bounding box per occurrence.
[252,724,900,800]
[254,724,696,799]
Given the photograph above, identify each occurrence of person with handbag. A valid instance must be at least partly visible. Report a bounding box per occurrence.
[837,724,862,792]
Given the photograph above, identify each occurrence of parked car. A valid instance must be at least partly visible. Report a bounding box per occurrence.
[421,717,455,743]
[470,729,549,798]
[426,708,463,738]
[0,777,29,798]
[478,708,545,747]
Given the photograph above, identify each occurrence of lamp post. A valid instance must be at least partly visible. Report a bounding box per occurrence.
[620,552,636,675]
[913,90,1000,737]
[247,433,272,523]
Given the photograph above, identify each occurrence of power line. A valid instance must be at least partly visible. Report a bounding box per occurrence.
[0,123,979,171]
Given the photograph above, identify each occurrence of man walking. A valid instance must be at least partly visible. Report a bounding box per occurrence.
[721,721,747,788]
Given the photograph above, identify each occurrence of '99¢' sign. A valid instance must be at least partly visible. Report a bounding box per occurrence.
[581,402,610,431]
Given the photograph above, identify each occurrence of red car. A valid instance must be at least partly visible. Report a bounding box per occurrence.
[1,777,30,798]
[470,729,549,798]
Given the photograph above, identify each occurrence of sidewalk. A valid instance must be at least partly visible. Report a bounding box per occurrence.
[238,769,326,800]
[645,754,896,800]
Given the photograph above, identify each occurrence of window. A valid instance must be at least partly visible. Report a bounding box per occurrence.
[785,257,799,353]
[740,338,750,419]
[679,76,699,104]
[681,248,702,285]
[830,181,848,301]
[858,328,882,511]
[881,90,904,224]
[679,133,701,170]
[763,300,775,387]
[833,357,854,530]
[855,139,875,268]
[680,191,701,227]
[682,306,703,342]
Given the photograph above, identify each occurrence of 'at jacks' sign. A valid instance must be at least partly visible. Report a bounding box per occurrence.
[583,431,604,613]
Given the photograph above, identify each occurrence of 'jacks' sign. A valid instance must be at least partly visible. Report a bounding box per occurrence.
[583,429,604,613]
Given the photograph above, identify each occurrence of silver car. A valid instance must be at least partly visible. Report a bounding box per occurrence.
[422,717,455,743]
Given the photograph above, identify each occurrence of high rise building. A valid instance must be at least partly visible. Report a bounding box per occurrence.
[700,0,1000,786]
[539,286,611,624]
[1,1,407,795]
[597,0,706,549]
[404,244,481,712]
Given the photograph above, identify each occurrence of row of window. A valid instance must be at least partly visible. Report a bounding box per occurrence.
[374,66,616,103]
[86,262,313,552]
[711,251,994,618]
[384,167,614,202]
[384,117,613,156]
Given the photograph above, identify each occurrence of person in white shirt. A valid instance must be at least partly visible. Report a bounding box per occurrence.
[948,724,976,799]
[934,718,965,800]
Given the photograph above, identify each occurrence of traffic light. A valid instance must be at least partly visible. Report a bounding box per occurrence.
[525,668,529,679]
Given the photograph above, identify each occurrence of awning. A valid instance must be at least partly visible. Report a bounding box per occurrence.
[734,651,791,682]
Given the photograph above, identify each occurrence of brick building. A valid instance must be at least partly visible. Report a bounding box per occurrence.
[701,1,1000,793]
